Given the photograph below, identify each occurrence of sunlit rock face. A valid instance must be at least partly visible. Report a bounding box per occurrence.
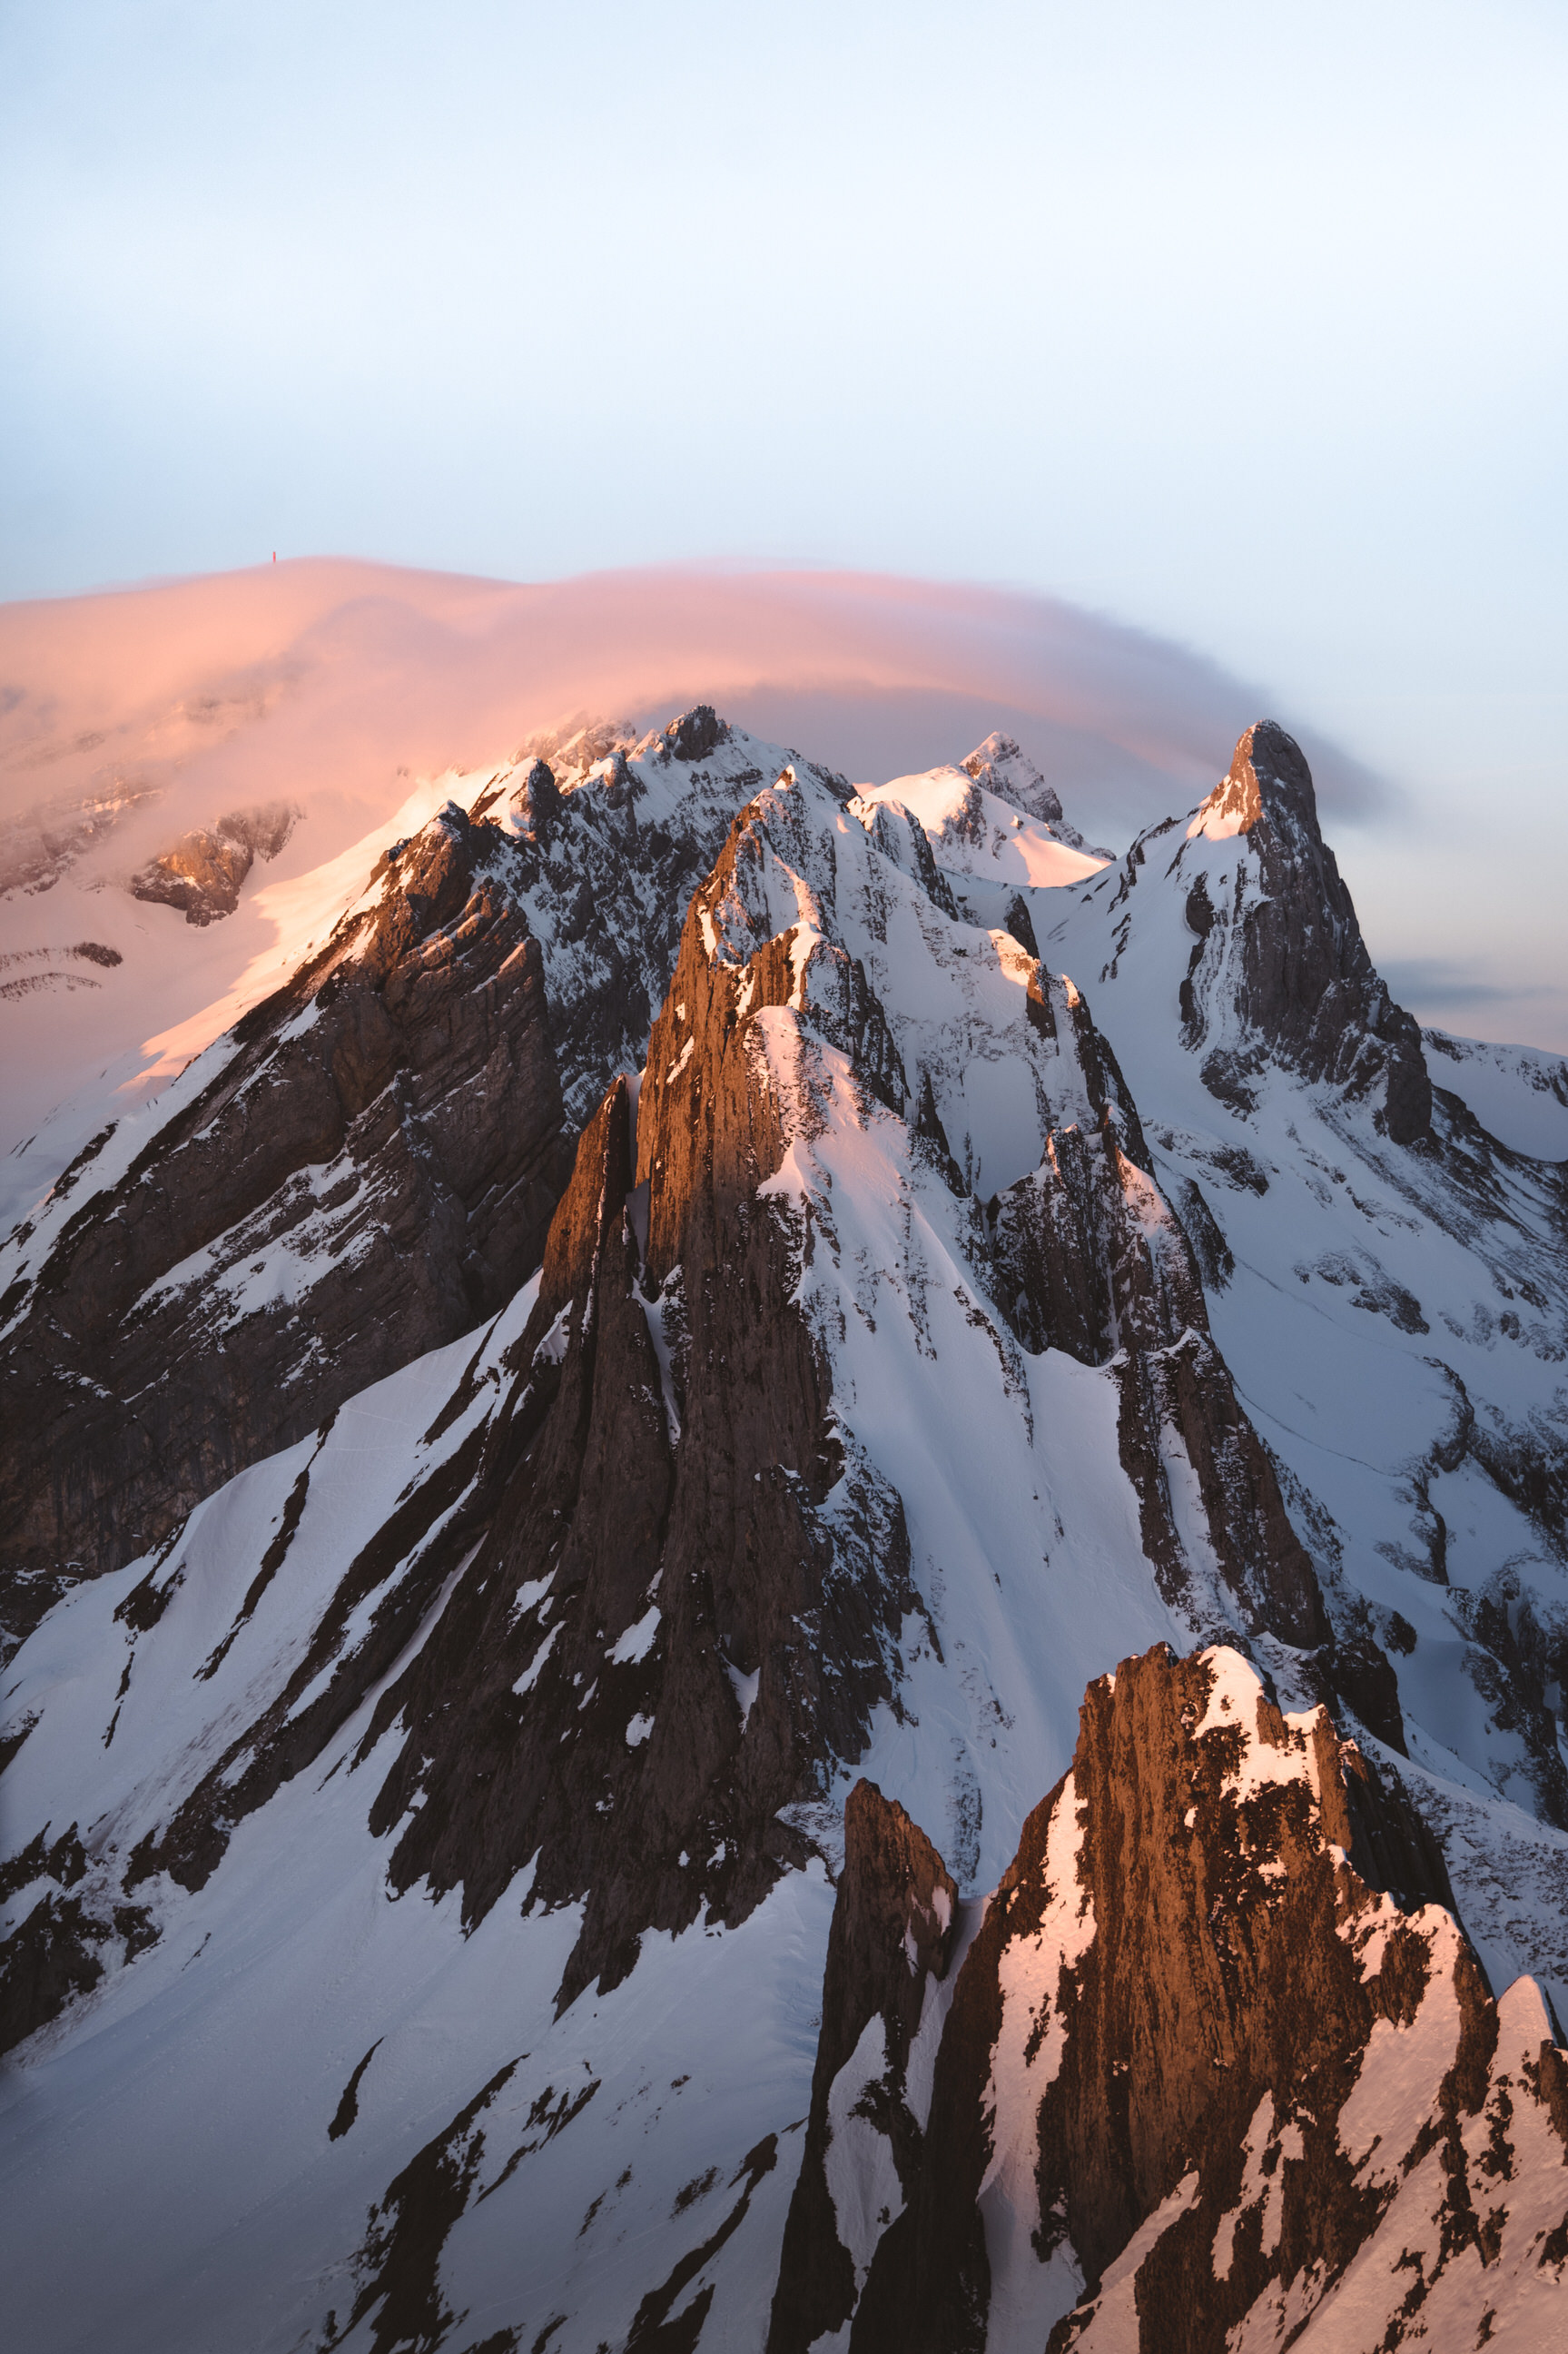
[773,1645,1568,2354]
[130,802,301,925]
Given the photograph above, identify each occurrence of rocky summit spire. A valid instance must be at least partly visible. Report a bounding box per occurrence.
[1173,722,1432,1141]
[1186,719,1317,842]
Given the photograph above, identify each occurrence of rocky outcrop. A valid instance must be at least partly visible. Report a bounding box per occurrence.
[124,848,915,2010]
[779,1643,1568,2353]
[474,709,823,1132]
[1180,722,1432,1142]
[0,803,572,1640]
[2,735,1375,2047]
[355,810,917,2008]
[130,800,300,924]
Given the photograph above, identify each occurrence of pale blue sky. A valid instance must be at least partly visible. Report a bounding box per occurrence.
[3,1,1565,1041]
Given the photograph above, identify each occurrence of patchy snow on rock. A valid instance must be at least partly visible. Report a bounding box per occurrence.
[979,1772,1097,2349]
[5,700,1568,2354]
[823,2013,905,2285]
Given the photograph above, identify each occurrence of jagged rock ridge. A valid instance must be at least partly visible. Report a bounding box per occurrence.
[0,736,1336,2061]
[1044,722,1568,1843]
[0,713,847,1644]
[1094,719,1431,1141]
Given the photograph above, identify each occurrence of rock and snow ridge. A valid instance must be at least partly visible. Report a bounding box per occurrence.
[0,803,573,1647]
[1,707,1567,2352]
[0,710,833,1647]
[1043,721,1568,1872]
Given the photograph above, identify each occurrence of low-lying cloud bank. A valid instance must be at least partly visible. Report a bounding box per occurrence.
[0,557,1390,869]
[5,556,1557,1186]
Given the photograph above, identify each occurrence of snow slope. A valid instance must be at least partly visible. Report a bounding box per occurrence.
[1424,1027,1568,1162]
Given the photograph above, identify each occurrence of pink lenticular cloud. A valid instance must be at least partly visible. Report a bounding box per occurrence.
[0,557,1387,1193]
[0,557,1385,858]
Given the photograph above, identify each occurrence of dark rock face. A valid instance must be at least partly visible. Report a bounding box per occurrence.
[130,800,300,924]
[987,1034,1329,1654]
[130,816,916,2013]
[664,705,728,763]
[517,757,560,836]
[0,805,572,1641]
[352,820,916,2008]
[780,1644,1568,2354]
[1111,1332,1328,1651]
[1185,724,1432,1142]
[766,1781,959,2353]
[106,750,1356,2048]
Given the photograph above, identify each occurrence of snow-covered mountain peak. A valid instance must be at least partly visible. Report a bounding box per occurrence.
[960,729,1112,861]
[1051,720,1433,1145]
[853,763,1106,899]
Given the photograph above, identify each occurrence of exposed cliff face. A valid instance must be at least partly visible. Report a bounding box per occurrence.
[0,714,844,1649]
[468,707,837,1132]
[0,802,572,1642]
[354,1010,912,2011]
[985,1048,1327,1656]
[5,707,1566,2354]
[1177,721,1432,1143]
[96,750,1335,2028]
[0,740,1340,2086]
[89,808,922,2017]
[780,1644,1568,2354]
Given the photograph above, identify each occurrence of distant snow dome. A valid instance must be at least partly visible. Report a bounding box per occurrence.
[857,765,1107,890]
